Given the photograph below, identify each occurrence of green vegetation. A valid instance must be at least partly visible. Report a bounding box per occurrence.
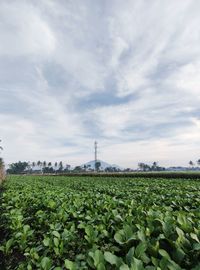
[0,158,4,183]
[6,161,70,174]
[137,162,165,172]
[0,175,200,269]
[7,161,29,175]
[0,140,4,182]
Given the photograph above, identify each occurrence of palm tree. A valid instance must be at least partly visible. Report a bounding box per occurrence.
[27,161,31,172]
[59,161,63,171]
[138,162,150,171]
[43,161,46,168]
[197,159,200,167]
[152,161,158,171]
[37,161,42,172]
[32,162,36,170]
[189,161,194,168]
[138,163,145,171]
[152,161,157,167]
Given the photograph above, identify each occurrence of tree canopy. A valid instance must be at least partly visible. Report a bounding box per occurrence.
[7,161,29,174]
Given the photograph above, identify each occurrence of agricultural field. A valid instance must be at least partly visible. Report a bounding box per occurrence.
[0,175,200,270]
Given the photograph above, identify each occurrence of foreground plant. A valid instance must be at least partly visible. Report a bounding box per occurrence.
[0,175,200,269]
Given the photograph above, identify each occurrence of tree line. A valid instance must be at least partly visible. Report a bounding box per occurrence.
[7,161,71,174]
[189,160,200,167]
[138,161,165,171]
[6,161,106,174]
[6,160,166,174]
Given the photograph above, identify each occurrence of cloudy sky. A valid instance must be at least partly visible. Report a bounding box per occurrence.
[1,0,200,168]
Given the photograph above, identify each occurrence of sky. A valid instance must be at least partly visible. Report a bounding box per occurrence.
[0,0,200,168]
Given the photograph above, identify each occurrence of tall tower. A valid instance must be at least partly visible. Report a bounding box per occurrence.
[94,141,97,171]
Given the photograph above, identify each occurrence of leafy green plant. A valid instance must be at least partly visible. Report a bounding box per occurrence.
[1,175,200,269]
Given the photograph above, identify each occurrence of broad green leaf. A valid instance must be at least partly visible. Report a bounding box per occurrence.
[176,227,184,238]
[97,262,106,270]
[151,256,159,267]
[135,242,146,259]
[194,243,200,250]
[172,247,185,263]
[177,213,192,232]
[126,247,135,266]
[23,224,30,233]
[168,260,182,270]
[65,259,77,270]
[43,237,50,247]
[94,250,105,266]
[137,230,146,242]
[190,233,199,242]
[48,200,56,208]
[159,258,168,269]
[159,249,170,260]
[5,239,14,254]
[104,251,122,267]
[52,231,60,238]
[41,257,52,270]
[53,237,59,247]
[27,264,32,270]
[114,226,136,245]
[130,258,144,270]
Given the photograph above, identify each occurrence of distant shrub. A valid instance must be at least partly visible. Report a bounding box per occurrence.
[0,158,5,183]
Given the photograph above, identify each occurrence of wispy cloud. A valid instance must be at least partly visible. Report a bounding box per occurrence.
[1,0,200,167]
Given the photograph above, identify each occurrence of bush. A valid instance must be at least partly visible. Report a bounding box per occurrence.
[0,158,5,183]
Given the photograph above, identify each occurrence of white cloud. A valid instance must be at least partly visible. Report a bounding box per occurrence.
[0,2,56,57]
[169,62,200,96]
[1,0,200,167]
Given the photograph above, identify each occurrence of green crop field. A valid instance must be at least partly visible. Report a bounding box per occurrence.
[0,175,200,270]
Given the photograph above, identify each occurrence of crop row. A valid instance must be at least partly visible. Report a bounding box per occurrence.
[39,172,200,180]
